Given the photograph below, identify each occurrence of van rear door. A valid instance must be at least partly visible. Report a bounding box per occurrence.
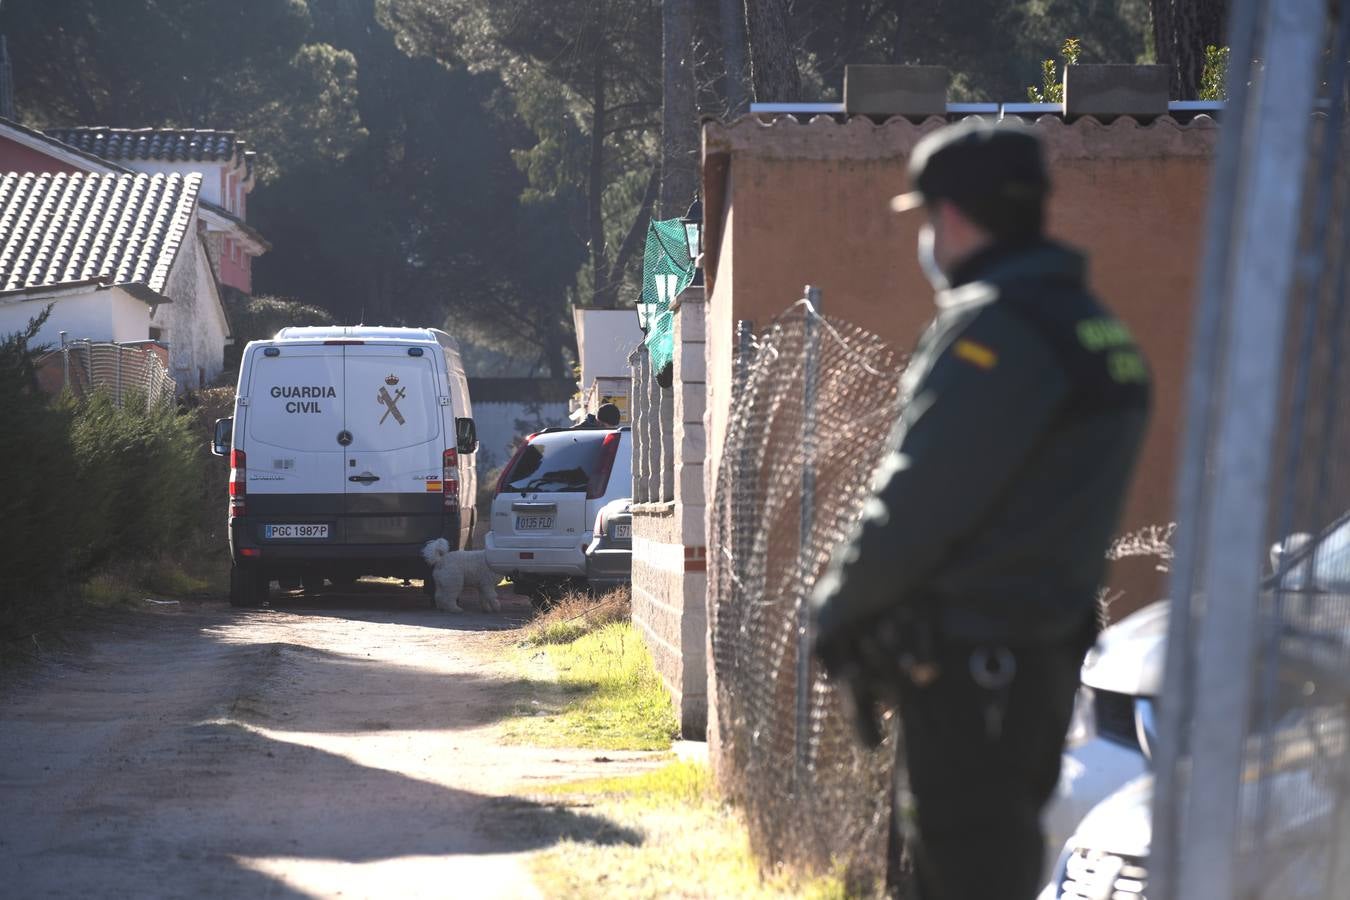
[244,345,345,537]
[342,346,445,545]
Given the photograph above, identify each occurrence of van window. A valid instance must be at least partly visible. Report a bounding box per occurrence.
[247,353,344,451]
[344,352,441,451]
[501,433,607,493]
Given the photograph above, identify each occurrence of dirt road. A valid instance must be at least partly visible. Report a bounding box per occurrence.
[0,584,659,898]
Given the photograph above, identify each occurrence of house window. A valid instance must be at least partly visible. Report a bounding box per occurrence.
[199,367,206,388]
[149,327,163,341]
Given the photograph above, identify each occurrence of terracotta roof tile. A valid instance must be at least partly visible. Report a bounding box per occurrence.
[0,172,201,295]
[45,127,249,168]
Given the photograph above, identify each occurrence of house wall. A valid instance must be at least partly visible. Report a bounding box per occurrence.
[0,136,81,174]
[151,220,229,389]
[703,114,1217,616]
[0,288,150,348]
[574,308,644,396]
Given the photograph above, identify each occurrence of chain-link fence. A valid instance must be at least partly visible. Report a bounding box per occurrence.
[709,294,908,891]
[35,340,177,407]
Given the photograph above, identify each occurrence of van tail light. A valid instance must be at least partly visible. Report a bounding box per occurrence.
[228,449,246,518]
[495,436,535,496]
[443,448,459,509]
[587,432,622,500]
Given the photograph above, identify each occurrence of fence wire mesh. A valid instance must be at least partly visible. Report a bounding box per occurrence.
[709,299,907,890]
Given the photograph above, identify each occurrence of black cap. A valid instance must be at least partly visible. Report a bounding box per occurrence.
[891,120,1049,222]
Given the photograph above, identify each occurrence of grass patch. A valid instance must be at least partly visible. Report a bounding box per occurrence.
[507,619,678,751]
[523,587,631,646]
[529,761,857,900]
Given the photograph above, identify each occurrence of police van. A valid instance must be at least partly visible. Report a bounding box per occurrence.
[212,326,478,607]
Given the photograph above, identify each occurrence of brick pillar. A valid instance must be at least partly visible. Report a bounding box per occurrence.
[672,286,708,736]
[629,346,651,502]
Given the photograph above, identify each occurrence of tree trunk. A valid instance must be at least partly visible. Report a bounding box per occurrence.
[598,166,660,308]
[1151,0,1227,98]
[588,32,611,308]
[720,0,749,114]
[743,0,801,102]
[662,0,699,217]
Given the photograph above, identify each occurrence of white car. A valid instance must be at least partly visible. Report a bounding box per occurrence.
[1039,601,1162,886]
[484,426,632,603]
[1043,518,1350,899]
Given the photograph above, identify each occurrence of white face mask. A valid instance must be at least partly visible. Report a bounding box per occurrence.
[917,222,948,291]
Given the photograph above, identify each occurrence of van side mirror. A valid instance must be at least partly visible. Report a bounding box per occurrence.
[212,417,233,457]
[455,417,478,454]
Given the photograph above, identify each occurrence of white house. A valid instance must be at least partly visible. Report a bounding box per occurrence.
[0,170,231,388]
[572,307,645,423]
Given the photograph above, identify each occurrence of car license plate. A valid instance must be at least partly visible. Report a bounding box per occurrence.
[264,524,329,539]
[615,523,632,540]
[516,515,554,531]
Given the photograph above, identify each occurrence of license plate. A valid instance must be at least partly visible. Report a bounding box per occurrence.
[264,524,329,539]
[515,515,554,531]
[614,523,632,540]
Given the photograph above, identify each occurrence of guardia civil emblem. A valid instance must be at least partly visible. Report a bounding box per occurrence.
[378,374,406,426]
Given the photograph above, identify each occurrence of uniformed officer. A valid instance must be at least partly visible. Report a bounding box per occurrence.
[810,120,1152,900]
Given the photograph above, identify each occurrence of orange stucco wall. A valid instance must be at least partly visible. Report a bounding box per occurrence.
[703,114,1217,614]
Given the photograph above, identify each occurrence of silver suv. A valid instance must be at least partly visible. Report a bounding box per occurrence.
[484,427,632,603]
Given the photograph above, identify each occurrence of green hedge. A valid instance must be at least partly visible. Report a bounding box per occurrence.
[0,308,206,632]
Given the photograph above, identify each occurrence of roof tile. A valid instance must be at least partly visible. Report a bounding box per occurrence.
[0,172,201,295]
[44,127,247,166]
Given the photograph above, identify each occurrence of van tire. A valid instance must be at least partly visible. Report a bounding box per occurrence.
[229,566,267,608]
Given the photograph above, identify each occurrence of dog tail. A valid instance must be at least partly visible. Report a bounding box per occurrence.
[420,538,450,566]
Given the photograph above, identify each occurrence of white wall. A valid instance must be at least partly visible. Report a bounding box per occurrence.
[128,160,229,208]
[574,308,643,390]
[150,220,229,389]
[472,400,571,472]
[0,288,150,347]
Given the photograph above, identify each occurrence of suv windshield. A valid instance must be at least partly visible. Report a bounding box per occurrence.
[501,433,607,493]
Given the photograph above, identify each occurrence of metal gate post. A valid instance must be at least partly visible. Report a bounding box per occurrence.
[734,320,755,588]
[114,342,123,407]
[1154,2,1325,897]
[796,285,822,774]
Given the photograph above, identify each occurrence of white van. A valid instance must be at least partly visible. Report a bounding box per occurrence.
[212,326,478,607]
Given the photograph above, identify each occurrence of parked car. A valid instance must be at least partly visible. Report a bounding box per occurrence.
[484,426,632,603]
[1042,517,1350,899]
[585,497,633,591]
[1039,601,1160,882]
[212,326,479,608]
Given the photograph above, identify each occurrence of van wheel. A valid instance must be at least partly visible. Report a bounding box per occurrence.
[229,566,267,608]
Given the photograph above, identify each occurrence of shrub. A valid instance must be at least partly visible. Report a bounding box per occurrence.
[0,308,82,615]
[1,306,210,639]
[66,390,203,574]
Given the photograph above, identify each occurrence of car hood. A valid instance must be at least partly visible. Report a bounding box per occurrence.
[1082,601,1169,697]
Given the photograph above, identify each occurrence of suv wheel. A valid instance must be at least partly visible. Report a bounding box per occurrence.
[229,565,268,608]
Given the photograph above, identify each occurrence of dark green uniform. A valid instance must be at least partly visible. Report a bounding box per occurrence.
[811,237,1151,900]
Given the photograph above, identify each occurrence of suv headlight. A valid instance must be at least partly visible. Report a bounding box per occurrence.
[1066,685,1097,748]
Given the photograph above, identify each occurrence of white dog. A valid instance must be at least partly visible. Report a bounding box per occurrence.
[421,539,500,613]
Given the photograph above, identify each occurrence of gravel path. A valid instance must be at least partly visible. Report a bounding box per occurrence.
[0,583,659,898]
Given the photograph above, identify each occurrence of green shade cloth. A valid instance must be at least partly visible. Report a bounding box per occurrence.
[641,217,696,372]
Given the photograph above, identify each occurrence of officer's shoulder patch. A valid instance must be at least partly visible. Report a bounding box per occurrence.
[952,338,998,370]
